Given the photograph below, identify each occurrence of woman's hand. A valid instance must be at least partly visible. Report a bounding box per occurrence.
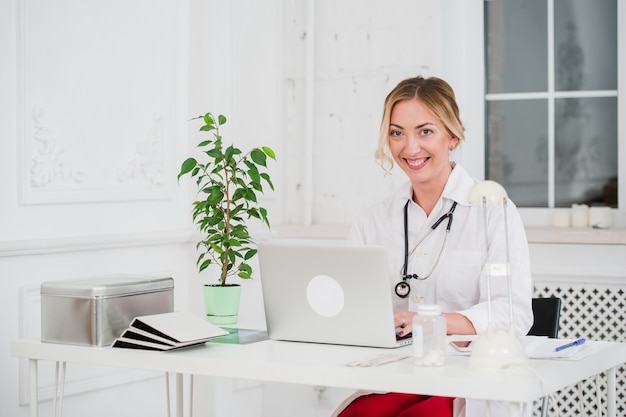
[394,310,414,337]
[394,310,476,337]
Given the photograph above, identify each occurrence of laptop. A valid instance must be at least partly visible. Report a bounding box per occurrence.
[258,240,411,348]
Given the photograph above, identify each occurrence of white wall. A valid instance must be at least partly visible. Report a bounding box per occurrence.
[278,0,485,226]
[1,1,195,416]
[185,0,487,230]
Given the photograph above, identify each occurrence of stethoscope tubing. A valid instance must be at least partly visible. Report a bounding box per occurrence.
[401,199,457,281]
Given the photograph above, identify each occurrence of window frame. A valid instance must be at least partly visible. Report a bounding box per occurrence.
[444,0,625,227]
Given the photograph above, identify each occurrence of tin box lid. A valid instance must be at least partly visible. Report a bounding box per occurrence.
[41,274,174,297]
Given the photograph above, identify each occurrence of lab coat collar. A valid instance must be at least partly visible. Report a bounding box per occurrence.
[394,163,477,210]
[442,163,477,207]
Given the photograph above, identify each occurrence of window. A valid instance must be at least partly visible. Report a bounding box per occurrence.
[484,0,618,208]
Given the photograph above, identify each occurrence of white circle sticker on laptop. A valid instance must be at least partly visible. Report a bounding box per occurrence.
[306,275,345,317]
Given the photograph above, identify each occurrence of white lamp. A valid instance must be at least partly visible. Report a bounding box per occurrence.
[467,180,528,370]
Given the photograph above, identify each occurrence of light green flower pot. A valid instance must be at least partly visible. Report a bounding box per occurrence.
[202,284,241,325]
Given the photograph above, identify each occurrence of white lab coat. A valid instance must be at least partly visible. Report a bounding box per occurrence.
[335,164,534,417]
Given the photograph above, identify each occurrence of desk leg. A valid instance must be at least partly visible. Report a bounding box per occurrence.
[607,366,616,417]
[166,373,191,417]
[53,362,66,417]
[166,372,172,417]
[176,373,184,417]
[29,359,38,417]
[189,375,194,417]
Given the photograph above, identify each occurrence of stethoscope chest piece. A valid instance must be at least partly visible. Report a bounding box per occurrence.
[395,281,410,298]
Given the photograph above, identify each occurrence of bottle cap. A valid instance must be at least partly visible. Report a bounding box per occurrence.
[416,304,441,316]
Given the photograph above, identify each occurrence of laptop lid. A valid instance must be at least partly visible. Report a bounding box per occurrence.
[258,240,411,348]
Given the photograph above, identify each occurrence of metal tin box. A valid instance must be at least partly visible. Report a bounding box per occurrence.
[41,275,174,347]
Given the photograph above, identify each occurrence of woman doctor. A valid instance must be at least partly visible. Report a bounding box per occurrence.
[334,76,534,417]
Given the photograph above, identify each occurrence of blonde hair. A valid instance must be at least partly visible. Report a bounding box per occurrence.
[375,76,465,175]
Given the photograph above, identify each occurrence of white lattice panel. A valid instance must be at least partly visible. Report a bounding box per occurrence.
[533,283,626,417]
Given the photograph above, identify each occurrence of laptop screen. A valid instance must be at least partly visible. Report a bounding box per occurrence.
[258,240,410,348]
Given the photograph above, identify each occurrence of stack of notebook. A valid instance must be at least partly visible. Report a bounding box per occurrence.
[112,311,229,351]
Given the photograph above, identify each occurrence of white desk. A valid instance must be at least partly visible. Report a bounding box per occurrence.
[11,338,626,417]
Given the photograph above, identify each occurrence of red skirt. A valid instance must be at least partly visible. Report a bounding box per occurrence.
[337,393,454,417]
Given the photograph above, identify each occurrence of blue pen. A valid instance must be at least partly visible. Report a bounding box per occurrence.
[554,338,586,352]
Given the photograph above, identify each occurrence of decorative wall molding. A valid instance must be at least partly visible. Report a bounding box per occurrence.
[117,113,166,186]
[30,106,86,188]
[0,230,193,257]
[16,0,180,205]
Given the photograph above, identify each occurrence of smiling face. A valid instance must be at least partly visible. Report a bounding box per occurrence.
[388,98,459,196]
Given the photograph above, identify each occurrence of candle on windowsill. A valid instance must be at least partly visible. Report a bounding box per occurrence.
[552,210,571,228]
[589,206,612,229]
[570,204,589,228]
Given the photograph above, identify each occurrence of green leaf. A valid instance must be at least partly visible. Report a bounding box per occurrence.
[260,207,270,227]
[207,149,223,159]
[229,204,242,216]
[250,149,267,166]
[209,242,224,254]
[244,248,257,260]
[247,168,260,184]
[231,227,250,240]
[178,158,197,180]
[198,259,212,273]
[238,263,253,279]
[262,146,276,160]
[260,173,274,191]
[193,199,206,210]
[248,208,260,220]
[232,188,246,201]
[243,160,255,172]
[224,145,235,161]
[206,187,224,205]
[211,164,224,176]
[218,114,227,125]
[204,113,216,126]
[231,177,245,189]
[245,188,258,202]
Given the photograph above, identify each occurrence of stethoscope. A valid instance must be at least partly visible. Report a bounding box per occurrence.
[394,199,458,298]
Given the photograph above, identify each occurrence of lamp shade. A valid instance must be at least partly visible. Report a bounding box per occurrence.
[468,180,508,207]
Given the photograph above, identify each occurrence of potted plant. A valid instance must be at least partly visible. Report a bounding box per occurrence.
[178,112,275,324]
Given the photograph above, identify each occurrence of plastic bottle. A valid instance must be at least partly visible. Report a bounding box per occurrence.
[412,304,446,366]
